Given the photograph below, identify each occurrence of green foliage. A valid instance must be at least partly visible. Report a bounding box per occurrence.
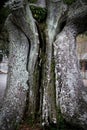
[63,0,77,5]
[29,0,37,3]
[30,5,47,22]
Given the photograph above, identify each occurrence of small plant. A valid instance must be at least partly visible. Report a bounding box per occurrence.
[30,5,47,22]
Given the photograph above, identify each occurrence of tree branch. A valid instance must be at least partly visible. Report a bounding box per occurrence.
[67,0,87,34]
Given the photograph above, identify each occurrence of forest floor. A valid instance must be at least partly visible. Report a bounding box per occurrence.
[18,124,42,130]
[18,122,83,130]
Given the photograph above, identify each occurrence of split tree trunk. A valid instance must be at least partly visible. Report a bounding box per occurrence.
[41,0,67,124]
[0,0,87,130]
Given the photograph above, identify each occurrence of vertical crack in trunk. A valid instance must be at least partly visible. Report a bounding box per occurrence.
[42,0,67,125]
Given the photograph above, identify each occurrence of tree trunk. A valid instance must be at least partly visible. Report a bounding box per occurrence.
[54,24,87,129]
[0,0,87,129]
[9,1,40,119]
[0,15,29,130]
[41,0,68,125]
[54,1,87,129]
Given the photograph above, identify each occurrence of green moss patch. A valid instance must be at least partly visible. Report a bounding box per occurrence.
[63,0,77,5]
[29,0,38,3]
[30,5,47,22]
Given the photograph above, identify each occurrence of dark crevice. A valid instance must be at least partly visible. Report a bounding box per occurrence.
[34,22,46,121]
[0,0,8,8]
[60,20,67,32]
[26,39,31,71]
[35,23,43,117]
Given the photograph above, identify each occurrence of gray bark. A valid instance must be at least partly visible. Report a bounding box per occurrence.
[54,1,87,129]
[54,25,87,129]
[0,0,87,129]
[42,0,63,124]
[0,0,40,129]
[36,0,46,8]
[0,15,29,130]
[8,0,40,119]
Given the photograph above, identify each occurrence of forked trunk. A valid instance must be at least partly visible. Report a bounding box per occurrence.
[0,0,87,129]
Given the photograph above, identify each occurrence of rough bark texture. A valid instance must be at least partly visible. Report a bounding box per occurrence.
[36,0,46,8]
[7,0,40,119]
[54,0,87,129]
[0,0,40,129]
[54,26,87,129]
[0,0,87,130]
[0,15,29,130]
[41,0,68,125]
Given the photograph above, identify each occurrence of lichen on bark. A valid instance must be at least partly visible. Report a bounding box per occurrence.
[0,0,87,130]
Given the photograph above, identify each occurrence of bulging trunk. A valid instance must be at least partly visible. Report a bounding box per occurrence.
[1,0,87,129]
[54,25,87,129]
[0,15,29,130]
